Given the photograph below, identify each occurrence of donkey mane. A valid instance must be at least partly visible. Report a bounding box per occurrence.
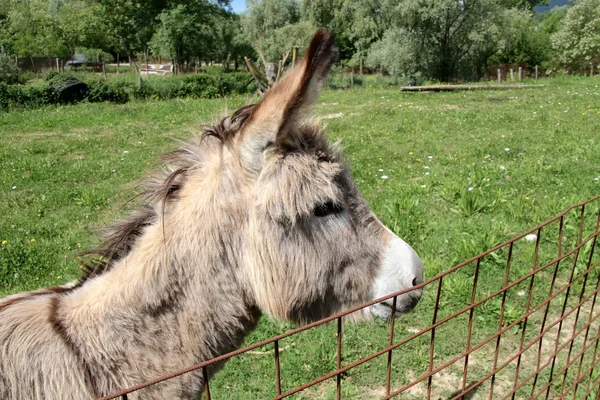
[79,104,257,284]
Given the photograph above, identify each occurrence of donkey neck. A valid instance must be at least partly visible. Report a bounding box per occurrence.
[60,186,260,393]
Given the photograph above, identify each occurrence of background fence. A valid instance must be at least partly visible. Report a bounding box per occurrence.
[100,195,600,399]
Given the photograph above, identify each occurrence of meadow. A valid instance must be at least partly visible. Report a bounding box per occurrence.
[1,76,599,398]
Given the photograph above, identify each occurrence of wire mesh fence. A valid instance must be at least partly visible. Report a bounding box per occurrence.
[100,195,600,400]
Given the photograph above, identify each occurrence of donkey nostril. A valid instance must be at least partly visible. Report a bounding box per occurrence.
[412,277,419,287]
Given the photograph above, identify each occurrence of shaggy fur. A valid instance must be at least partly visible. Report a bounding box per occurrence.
[0,29,419,399]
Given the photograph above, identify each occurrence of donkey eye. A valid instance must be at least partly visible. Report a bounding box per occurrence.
[313,201,344,217]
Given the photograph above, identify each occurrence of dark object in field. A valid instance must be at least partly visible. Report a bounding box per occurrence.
[48,75,88,103]
[400,84,545,92]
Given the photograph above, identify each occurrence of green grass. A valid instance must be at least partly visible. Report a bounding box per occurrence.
[1,76,600,398]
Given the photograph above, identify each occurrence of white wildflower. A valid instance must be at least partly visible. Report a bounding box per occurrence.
[381,175,388,180]
[378,169,384,172]
[420,184,427,188]
[504,147,510,152]
[525,234,537,242]
[468,187,474,191]
[11,186,16,190]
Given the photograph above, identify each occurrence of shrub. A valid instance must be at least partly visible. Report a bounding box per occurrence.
[86,80,129,104]
[0,82,54,110]
[0,54,20,84]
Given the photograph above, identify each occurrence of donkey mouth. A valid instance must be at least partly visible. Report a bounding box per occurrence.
[378,296,420,314]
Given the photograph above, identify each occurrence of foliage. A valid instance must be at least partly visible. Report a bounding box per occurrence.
[367,0,503,82]
[86,79,128,103]
[243,0,303,61]
[0,71,255,110]
[0,53,19,84]
[552,0,600,72]
[149,2,224,67]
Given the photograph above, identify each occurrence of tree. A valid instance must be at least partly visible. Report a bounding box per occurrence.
[491,9,553,67]
[1,0,65,57]
[552,0,600,72]
[367,0,503,82]
[243,0,302,60]
[95,0,165,71]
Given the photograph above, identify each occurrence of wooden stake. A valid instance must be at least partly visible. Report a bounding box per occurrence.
[518,67,522,81]
[535,65,538,80]
[497,69,501,84]
[360,58,363,76]
[510,68,514,81]
[292,46,298,67]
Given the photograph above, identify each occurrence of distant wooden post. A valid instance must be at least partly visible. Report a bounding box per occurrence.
[518,67,522,81]
[292,46,298,67]
[60,59,64,72]
[591,63,594,76]
[359,58,363,76]
[350,69,354,88]
[510,68,514,81]
[30,56,36,73]
[56,58,60,71]
[535,65,538,80]
[102,62,107,79]
[497,69,501,83]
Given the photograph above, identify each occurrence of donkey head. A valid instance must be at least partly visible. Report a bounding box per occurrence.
[202,30,423,323]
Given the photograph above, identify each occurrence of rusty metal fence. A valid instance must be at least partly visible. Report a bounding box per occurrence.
[100,195,600,399]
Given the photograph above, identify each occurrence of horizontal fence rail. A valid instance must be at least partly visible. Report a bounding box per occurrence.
[100,194,600,400]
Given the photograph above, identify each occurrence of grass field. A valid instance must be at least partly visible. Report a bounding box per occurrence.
[1,76,600,398]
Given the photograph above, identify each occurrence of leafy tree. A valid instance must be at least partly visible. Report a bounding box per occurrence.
[552,0,600,72]
[243,0,302,60]
[54,0,109,57]
[95,0,165,71]
[1,0,65,57]
[368,0,503,82]
[492,8,553,67]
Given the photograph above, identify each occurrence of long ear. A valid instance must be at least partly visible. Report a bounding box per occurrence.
[237,29,338,172]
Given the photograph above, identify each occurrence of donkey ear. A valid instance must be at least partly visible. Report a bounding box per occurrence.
[237,29,338,172]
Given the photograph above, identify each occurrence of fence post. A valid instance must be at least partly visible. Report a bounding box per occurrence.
[350,69,354,88]
[360,58,363,76]
[292,46,298,67]
[56,58,59,71]
[497,69,501,84]
[535,65,538,81]
[510,68,514,81]
[591,63,594,76]
[102,62,107,79]
[518,66,522,81]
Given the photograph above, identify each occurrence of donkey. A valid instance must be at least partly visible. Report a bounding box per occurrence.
[0,30,423,400]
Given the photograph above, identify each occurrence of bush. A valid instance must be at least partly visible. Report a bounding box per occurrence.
[0,82,54,110]
[0,54,20,84]
[86,80,129,104]
[0,71,255,111]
